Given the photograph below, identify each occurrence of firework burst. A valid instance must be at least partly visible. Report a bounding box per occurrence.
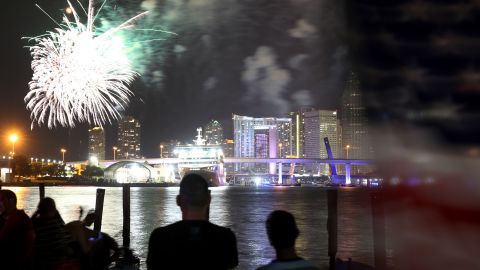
[25,0,148,128]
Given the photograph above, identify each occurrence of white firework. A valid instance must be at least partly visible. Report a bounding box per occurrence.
[25,0,148,128]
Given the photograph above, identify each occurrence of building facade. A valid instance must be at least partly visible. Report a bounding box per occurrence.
[117,116,142,159]
[341,72,372,173]
[288,107,315,158]
[233,114,292,172]
[88,127,105,160]
[204,120,224,145]
[319,110,339,159]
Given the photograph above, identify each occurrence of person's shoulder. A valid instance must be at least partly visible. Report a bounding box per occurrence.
[13,209,32,224]
[257,258,322,270]
[150,221,182,236]
[208,222,234,232]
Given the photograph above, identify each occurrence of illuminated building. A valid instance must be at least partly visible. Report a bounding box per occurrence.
[253,126,278,173]
[117,116,141,159]
[222,139,235,173]
[204,120,224,145]
[341,72,372,173]
[319,110,339,160]
[222,139,234,158]
[304,110,338,174]
[88,127,105,160]
[233,114,291,172]
[288,108,315,158]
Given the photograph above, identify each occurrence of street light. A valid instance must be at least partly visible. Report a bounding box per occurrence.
[346,144,351,159]
[61,148,66,163]
[113,146,118,160]
[9,134,18,156]
[278,143,283,158]
[160,144,164,158]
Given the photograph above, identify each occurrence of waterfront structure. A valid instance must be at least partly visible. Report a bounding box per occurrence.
[204,120,224,145]
[293,109,339,175]
[88,127,105,160]
[117,116,141,159]
[341,72,372,174]
[233,114,291,172]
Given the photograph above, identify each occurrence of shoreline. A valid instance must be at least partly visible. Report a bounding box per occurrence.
[0,182,179,188]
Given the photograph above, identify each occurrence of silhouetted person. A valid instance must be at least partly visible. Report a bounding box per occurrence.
[31,197,77,270]
[257,210,320,270]
[67,210,119,270]
[66,210,97,257]
[147,173,238,270]
[0,189,35,270]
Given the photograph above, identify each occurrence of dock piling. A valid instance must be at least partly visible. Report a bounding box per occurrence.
[371,191,387,270]
[123,184,131,248]
[39,183,45,200]
[327,189,338,270]
[94,188,105,232]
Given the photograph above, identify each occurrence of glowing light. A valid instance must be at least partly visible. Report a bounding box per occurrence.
[254,177,262,186]
[89,156,99,166]
[25,0,149,128]
[9,134,18,143]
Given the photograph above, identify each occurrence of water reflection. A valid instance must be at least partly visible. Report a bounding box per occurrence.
[11,186,375,269]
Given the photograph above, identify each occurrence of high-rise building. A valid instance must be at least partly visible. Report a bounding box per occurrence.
[204,120,224,145]
[288,108,315,158]
[293,109,339,174]
[303,110,321,173]
[319,110,339,174]
[253,126,277,158]
[233,115,291,157]
[221,139,235,173]
[88,127,105,160]
[221,139,234,158]
[319,110,339,159]
[303,110,320,159]
[233,114,292,172]
[117,116,141,159]
[341,72,372,173]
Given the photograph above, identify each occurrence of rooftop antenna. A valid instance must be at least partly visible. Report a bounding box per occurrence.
[194,127,206,145]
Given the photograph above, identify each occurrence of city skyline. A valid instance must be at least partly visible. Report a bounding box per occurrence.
[1,0,348,159]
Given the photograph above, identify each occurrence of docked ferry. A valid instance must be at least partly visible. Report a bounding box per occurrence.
[173,128,225,186]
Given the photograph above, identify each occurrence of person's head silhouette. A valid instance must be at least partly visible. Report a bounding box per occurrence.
[0,189,18,216]
[176,173,211,220]
[266,210,299,251]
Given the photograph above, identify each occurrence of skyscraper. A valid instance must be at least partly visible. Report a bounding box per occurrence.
[303,110,320,160]
[319,110,339,174]
[117,116,141,159]
[288,108,315,158]
[341,72,372,173]
[233,114,292,172]
[233,115,292,158]
[319,110,339,159]
[204,120,224,145]
[88,127,105,160]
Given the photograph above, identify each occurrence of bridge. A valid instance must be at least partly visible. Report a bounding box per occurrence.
[68,157,374,185]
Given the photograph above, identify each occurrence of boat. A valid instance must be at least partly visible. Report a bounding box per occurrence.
[173,128,225,186]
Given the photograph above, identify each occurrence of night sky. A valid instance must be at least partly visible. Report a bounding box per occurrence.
[0,0,349,160]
